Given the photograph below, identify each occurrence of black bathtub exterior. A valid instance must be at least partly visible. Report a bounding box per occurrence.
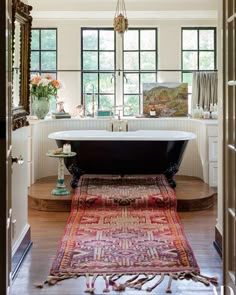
[56,139,189,188]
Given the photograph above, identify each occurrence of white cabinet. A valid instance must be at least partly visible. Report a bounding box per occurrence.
[208,125,218,187]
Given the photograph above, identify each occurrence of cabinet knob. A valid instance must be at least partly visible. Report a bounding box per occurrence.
[12,155,24,165]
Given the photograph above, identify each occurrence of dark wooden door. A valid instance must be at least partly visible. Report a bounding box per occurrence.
[0,0,12,294]
[223,0,236,292]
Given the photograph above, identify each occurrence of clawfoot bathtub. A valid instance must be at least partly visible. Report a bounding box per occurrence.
[48,130,196,188]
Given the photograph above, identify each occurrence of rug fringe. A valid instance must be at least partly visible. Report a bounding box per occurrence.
[39,271,218,293]
[189,272,218,286]
[133,275,156,290]
[109,274,126,292]
[102,274,110,293]
[194,272,218,285]
[165,274,173,293]
[146,273,165,292]
[124,273,140,285]
[128,274,148,288]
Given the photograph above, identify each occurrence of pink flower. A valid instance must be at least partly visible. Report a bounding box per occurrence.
[31,76,41,85]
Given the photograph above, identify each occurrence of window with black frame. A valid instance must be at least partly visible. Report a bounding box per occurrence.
[30,28,58,115]
[123,28,158,115]
[31,28,57,77]
[181,27,217,108]
[81,27,158,116]
[81,28,116,116]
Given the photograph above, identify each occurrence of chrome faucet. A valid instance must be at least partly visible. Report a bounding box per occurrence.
[110,105,132,132]
[111,105,132,120]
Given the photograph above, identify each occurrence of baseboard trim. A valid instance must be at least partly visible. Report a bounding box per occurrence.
[214,226,222,258]
[12,226,32,280]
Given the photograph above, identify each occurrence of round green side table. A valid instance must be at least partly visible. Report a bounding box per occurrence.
[46,152,76,195]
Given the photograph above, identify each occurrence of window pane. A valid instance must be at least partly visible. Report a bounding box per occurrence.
[100,73,114,93]
[188,94,192,113]
[41,52,56,70]
[31,30,39,50]
[182,30,198,50]
[182,51,198,70]
[84,94,96,116]
[199,52,215,70]
[140,30,156,50]
[140,52,156,70]
[99,30,114,50]
[124,74,139,93]
[83,73,98,93]
[83,30,98,50]
[99,52,114,70]
[30,51,39,71]
[141,73,156,85]
[83,52,98,70]
[124,95,139,114]
[124,52,139,70]
[182,72,193,87]
[99,95,114,109]
[41,30,56,50]
[124,30,139,50]
[199,30,214,50]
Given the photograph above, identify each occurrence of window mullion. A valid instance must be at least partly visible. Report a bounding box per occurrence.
[116,34,123,106]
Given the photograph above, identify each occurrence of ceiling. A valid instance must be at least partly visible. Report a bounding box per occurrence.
[28,0,218,13]
[27,0,218,21]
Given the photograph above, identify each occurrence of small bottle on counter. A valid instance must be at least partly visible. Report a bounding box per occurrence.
[203,105,210,119]
[211,111,218,119]
[149,106,156,117]
[199,106,204,118]
[203,111,210,119]
[63,143,71,154]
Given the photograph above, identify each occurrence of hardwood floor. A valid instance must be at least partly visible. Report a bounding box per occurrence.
[11,183,222,295]
[28,175,217,212]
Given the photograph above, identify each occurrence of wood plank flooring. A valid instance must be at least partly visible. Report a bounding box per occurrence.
[28,175,217,212]
[11,181,222,295]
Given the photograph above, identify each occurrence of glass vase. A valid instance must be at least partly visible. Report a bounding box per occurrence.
[32,97,50,119]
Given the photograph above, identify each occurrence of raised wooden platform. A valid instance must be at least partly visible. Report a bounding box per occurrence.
[175,176,217,211]
[28,176,73,212]
[28,175,217,212]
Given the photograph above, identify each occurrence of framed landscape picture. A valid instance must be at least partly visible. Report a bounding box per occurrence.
[143,82,188,117]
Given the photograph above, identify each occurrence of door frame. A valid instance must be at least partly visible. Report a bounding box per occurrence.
[222,0,236,292]
[0,0,12,294]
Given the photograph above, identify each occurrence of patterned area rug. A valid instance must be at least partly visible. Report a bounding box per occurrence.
[45,175,218,293]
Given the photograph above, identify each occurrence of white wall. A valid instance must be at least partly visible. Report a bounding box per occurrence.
[31,18,217,117]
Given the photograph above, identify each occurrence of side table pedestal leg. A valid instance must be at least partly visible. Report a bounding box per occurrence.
[51,158,70,195]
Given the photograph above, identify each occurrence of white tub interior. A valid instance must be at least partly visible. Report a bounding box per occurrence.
[48,129,197,141]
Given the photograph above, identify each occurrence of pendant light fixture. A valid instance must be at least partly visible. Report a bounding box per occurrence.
[113,0,128,34]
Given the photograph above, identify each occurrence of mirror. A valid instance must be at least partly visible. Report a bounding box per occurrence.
[12,0,32,130]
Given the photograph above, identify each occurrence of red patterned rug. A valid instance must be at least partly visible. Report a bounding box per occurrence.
[45,175,217,293]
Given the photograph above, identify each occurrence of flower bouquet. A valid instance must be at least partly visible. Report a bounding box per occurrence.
[30,74,62,119]
[30,74,62,101]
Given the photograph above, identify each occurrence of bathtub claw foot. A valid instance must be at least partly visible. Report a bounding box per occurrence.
[167,178,177,188]
[68,163,84,188]
[164,164,178,188]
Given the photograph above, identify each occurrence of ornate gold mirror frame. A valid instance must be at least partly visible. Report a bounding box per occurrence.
[12,0,32,130]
